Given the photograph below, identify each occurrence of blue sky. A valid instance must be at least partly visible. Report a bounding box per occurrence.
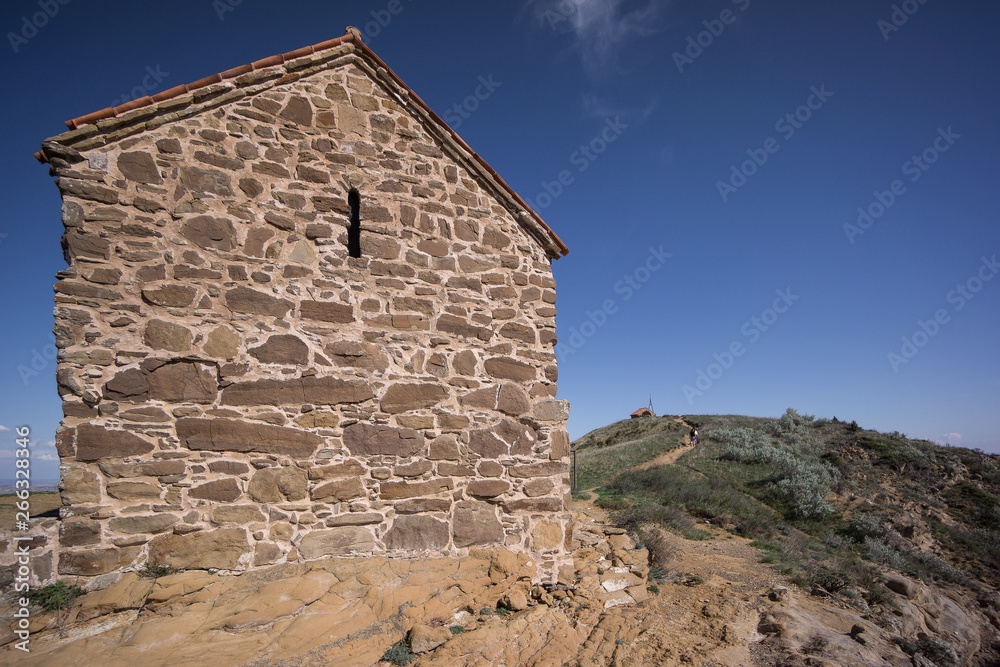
[2,0,998,482]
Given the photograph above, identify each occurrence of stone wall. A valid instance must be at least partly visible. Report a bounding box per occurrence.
[40,40,571,583]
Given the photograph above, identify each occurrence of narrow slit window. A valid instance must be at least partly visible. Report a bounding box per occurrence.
[347,190,361,258]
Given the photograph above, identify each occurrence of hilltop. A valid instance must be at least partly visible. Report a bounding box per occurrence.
[573,409,1000,666]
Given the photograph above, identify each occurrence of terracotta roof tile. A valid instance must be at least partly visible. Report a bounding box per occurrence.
[36,28,568,257]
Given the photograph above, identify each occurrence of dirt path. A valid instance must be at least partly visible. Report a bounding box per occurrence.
[633,416,696,471]
[634,441,694,471]
[569,501,788,666]
[571,420,790,666]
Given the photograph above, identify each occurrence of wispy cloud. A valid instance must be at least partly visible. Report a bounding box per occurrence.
[528,0,667,76]
[582,94,656,123]
[936,432,962,445]
[0,425,10,432]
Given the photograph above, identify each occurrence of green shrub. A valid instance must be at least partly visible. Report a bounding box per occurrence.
[915,638,957,666]
[715,427,775,463]
[893,636,956,666]
[381,639,415,665]
[27,581,86,612]
[770,408,815,436]
[863,537,906,570]
[713,426,837,519]
[449,625,466,634]
[138,563,176,579]
[847,513,885,541]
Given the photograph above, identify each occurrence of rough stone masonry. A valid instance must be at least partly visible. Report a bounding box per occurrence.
[30,28,573,584]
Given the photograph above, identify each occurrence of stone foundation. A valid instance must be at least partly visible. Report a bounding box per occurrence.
[0,525,651,666]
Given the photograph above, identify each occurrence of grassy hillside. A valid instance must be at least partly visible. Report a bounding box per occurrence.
[579,410,1000,619]
[571,416,690,490]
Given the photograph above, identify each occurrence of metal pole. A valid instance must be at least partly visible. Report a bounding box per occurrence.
[572,450,577,492]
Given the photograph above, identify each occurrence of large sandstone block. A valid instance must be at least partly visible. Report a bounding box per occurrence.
[221,376,373,406]
[453,501,503,548]
[248,466,308,502]
[509,461,570,478]
[58,548,122,576]
[177,418,322,458]
[118,151,162,183]
[99,460,186,478]
[103,368,150,401]
[107,481,162,500]
[380,383,449,413]
[380,478,453,500]
[496,419,537,456]
[59,519,101,547]
[297,527,374,558]
[485,357,536,381]
[502,497,564,513]
[467,479,510,498]
[248,334,309,364]
[60,466,101,503]
[531,520,564,551]
[550,431,571,460]
[108,514,178,535]
[311,477,365,502]
[148,362,218,403]
[213,505,266,524]
[142,285,198,308]
[384,515,450,551]
[343,423,424,457]
[301,300,354,323]
[75,425,155,461]
[468,429,508,458]
[149,528,250,570]
[180,215,237,251]
[225,287,293,317]
[533,399,571,422]
[189,478,242,502]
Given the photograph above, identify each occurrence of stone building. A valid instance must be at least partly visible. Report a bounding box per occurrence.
[35,28,572,583]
